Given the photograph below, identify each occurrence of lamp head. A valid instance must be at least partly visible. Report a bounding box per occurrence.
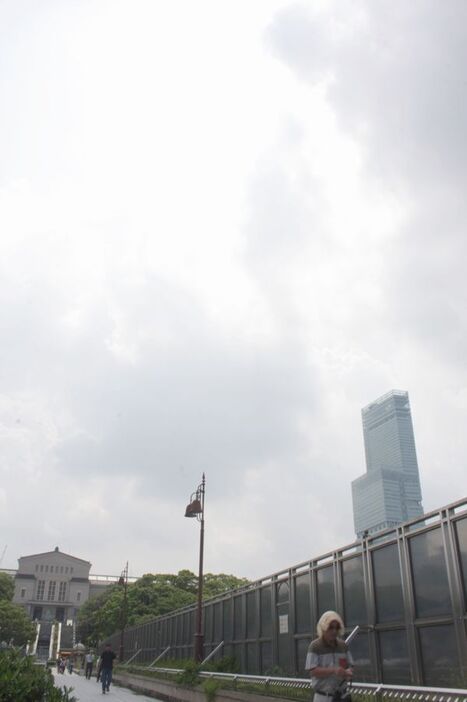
[185,498,202,517]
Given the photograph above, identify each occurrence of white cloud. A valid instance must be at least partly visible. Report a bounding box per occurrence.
[0,0,466,579]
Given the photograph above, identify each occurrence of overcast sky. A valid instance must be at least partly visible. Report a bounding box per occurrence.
[1,0,466,581]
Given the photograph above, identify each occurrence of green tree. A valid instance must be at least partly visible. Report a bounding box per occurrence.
[0,573,14,602]
[0,601,36,646]
[203,573,249,598]
[77,570,249,646]
[75,587,118,646]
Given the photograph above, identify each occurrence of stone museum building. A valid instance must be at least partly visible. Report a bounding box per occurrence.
[12,546,110,624]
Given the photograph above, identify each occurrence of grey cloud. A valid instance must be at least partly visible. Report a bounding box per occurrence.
[383,193,467,363]
[3,0,467,578]
[245,141,327,266]
[4,272,318,501]
[57,321,319,500]
[266,1,467,365]
[267,1,467,189]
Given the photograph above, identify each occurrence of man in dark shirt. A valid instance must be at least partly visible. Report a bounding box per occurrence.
[100,643,116,694]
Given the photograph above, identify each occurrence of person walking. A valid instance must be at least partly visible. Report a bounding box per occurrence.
[99,642,116,694]
[305,610,353,701]
[67,656,74,675]
[96,655,102,683]
[85,650,94,679]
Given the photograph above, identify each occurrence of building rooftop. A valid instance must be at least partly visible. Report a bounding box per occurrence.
[361,388,408,414]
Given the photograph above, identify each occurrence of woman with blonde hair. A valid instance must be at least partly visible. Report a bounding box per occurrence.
[305,611,353,701]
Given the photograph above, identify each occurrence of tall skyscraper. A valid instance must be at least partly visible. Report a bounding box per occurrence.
[352,389,424,537]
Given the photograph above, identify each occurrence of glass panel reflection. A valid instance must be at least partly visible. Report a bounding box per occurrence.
[317,566,335,616]
[419,625,458,686]
[260,641,272,674]
[295,573,311,634]
[234,596,244,640]
[372,544,404,623]
[277,621,291,674]
[379,630,410,684]
[350,632,371,681]
[204,605,212,642]
[232,643,243,670]
[246,642,257,672]
[214,602,222,642]
[246,591,257,639]
[223,599,232,641]
[277,580,289,603]
[410,529,452,617]
[342,557,367,626]
[260,587,272,637]
[296,637,311,676]
[455,518,467,605]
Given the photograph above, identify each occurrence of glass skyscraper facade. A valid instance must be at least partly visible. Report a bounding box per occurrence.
[352,389,423,537]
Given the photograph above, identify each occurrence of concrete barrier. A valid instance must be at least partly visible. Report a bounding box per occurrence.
[112,671,289,702]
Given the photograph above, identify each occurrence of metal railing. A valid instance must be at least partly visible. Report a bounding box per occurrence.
[0,568,140,583]
[123,666,467,701]
[109,496,467,686]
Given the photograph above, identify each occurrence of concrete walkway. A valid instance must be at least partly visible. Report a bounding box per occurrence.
[53,671,159,701]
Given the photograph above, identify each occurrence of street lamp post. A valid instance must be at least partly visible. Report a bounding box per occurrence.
[118,562,129,662]
[184,473,205,663]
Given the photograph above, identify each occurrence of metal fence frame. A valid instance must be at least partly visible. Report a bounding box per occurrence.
[108,497,467,687]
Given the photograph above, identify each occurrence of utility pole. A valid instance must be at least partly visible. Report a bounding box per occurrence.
[184,474,206,662]
[118,562,129,662]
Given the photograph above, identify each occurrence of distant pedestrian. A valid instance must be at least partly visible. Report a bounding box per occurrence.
[99,642,116,694]
[67,657,73,675]
[85,651,94,679]
[59,657,66,674]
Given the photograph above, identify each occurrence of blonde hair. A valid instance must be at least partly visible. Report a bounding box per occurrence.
[317,610,344,638]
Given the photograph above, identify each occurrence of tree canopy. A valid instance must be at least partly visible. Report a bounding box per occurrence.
[0,573,14,603]
[0,574,33,647]
[77,570,249,646]
[0,601,36,646]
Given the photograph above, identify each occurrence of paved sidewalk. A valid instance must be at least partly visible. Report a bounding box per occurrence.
[53,671,158,701]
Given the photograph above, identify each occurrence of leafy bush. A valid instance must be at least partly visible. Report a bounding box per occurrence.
[0,649,76,701]
[203,678,221,702]
[263,665,286,676]
[152,654,239,681]
[205,656,240,674]
[176,659,201,687]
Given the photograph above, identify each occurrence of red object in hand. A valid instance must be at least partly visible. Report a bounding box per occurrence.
[339,657,348,669]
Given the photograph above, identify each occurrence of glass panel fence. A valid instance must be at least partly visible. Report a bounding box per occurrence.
[260,587,272,637]
[372,543,404,623]
[246,591,257,639]
[455,517,467,605]
[317,565,335,617]
[410,528,452,618]
[342,556,367,626]
[419,624,458,686]
[223,598,232,641]
[234,595,244,640]
[379,629,410,684]
[295,572,311,634]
